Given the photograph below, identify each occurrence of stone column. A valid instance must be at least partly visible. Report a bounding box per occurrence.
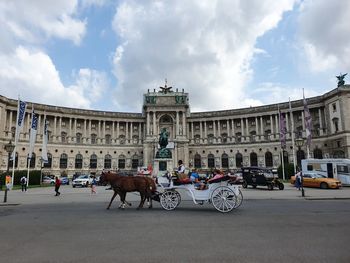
[231,120,235,141]
[138,122,142,143]
[255,117,258,141]
[260,116,264,140]
[38,114,41,134]
[9,110,13,131]
[227,120,230,137]
[176,111,179,136]
[182,111,186,136]
[68,118,72,139]
[191,122,194,140]
[218,120,221,138]
[116,121,120,139]
[213,120,216,138]
[83,119,87,143]
[318,108,323,136]
[199,121,203,142]
[240,118,244,142]
[130,122,133,142]
[204,121,207,143]
[146,112,150,135]
[112,121,115,140]
[153,112,157,136]
[270,115,273,138]
[54,116,57,141]
[275,114,279,139]
[126,122,129,143]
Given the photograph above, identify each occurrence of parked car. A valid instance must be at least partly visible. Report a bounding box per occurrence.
[60,177,69,185]
[42,176,55,185]
[242,166,284,190]
[290,172,342,189]
[72,175,92,188]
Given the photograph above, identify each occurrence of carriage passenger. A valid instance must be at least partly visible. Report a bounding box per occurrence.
[190,169,206,190]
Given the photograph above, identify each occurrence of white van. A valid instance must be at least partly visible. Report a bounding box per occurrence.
[301,159,350,186]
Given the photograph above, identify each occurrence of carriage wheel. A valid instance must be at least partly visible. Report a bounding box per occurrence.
[160,190,181,211]
[235,189,243,208]
[211,186,236,213]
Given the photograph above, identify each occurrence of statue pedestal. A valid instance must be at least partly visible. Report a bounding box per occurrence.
[153,158,174,176]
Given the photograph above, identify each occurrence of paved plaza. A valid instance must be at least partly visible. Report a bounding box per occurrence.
[1,183,350,206]
[1,185,350,263]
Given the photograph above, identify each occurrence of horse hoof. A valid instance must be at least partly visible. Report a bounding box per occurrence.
[106,207,110,210]
[148,206,153,209]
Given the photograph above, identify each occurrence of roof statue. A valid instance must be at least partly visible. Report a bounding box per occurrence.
[159,79,173,94]
[336,73,347,87]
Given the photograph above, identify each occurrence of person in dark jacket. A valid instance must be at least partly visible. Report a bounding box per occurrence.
[54,176,61,196]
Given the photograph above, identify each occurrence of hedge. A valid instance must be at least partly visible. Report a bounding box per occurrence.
[0,170,42,186]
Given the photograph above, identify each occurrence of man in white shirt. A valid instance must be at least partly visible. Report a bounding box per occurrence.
[20,176,27,192]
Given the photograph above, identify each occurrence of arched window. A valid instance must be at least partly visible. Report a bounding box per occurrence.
[118,154,126,169]
[313,148,323,159]
[208,134,214,144]
[43,153,52,168]
[236,153,243,168]
[9,152,18,168]
[132,135,139,145]
[11,127,16,139]
[119,135,125,145]
[235,132,242,143]
[27,153,36,168]
[264,129,271,141]
[208,154,215,168]
[250,152,258,166]
[265,151,273,167]
[132,154,139,169]
[194,154,201,168]
[250,131,256,142]
[75,154,83,169]
[221,133,228,143]
[194,135,200,144]
[76,133,82,144]
[60,153,68,169]
[221,153,229,168]
[105,134,111,145]
[61,132,67,143]
[104,154,112,169]
[90,154,97,169]
[333,150,345,158]
[91,134,97,144]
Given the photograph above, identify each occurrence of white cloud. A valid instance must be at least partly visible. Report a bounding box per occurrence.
[0,47,109,109]
[298,0,350,73]
[0,0,86,46]
[111,0,296,111]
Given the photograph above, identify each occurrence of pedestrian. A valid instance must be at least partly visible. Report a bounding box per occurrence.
[91,176,97,194]
[54,176,61,196]
[295,172,302,190]
[20,176,27,192]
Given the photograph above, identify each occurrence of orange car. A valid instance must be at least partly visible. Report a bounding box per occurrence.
[290,172,342,189]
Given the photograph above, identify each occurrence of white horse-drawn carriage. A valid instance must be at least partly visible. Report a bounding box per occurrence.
[155,173,243,213]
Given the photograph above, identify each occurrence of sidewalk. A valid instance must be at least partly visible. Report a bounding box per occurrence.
[1,184,350,206]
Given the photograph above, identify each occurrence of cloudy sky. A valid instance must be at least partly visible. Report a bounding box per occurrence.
[0,0,349,112]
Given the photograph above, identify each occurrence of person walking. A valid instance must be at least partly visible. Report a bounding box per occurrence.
[54,176,61,196]
[91,176,97,194]
[295,172,302,190]
[20,176,27,192]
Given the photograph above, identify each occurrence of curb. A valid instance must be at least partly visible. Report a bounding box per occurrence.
[0,203,20,207]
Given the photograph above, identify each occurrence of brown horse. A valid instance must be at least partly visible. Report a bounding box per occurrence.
[100,171,156,210]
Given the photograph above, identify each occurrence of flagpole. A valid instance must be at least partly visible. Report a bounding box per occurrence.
[289,98,296,175]
[11,97,20,189]
[27,106,34,188]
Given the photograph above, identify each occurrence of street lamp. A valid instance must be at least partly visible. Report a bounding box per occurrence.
[4,140,15,203]
[295,137,305,197]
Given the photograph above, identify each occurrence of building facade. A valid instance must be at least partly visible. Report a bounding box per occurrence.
[1,85,350,176]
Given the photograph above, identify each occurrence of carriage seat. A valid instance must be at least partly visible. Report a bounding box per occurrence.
[207,175,230,184]
[173,177,192,186]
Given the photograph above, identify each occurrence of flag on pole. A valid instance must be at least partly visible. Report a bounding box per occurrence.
[28,109,38,160]
[303,93,312,147]
[12,99,27,159]
[41,118,48,163]
[279,109,287,149]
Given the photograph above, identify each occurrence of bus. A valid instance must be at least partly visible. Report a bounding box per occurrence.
[301,159,350,186]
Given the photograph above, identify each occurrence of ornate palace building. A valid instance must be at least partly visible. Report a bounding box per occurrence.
[1,84,349,176]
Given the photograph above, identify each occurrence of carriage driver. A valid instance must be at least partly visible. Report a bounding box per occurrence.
[177,160,185,173]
